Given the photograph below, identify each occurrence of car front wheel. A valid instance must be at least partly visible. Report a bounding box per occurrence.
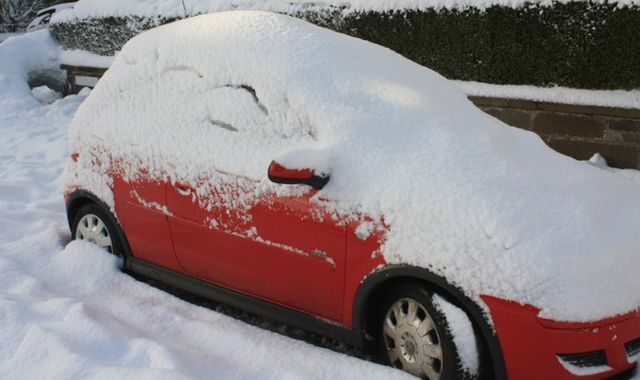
[377,285,472,380]
[71,202,125,259]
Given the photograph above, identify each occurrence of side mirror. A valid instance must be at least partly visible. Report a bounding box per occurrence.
[267,161,329,190]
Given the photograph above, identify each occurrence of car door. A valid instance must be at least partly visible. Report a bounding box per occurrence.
[166,176,346,321]
[253,189,346,320]
[165,172,262,286]
[111,168,183,272]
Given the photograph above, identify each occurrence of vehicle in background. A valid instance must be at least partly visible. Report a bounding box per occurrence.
[26,2,75,33]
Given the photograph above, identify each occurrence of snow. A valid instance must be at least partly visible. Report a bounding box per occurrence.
[3,13,640,380]
[0,31,411,380]
[36,2,76,14]
[355,222,375,241]
[588,153,609,169]
[67,11,640,323]
[432,295,479,376]
[32,84,62,104]
[60,49,115,68]
[26,3,76,33]
[51,46,640,110]
[51,0,640,22]
[0,30,60,108]
[0,32,22,42]
[457,81,640,110]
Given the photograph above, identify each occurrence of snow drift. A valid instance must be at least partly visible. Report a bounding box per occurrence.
[67,11,640,323]
[0,31,60,111]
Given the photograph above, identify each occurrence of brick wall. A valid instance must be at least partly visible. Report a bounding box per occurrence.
[473,97,640,169]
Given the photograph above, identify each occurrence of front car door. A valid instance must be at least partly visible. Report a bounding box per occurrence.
[163,82,346,321]
[166,174,346,321]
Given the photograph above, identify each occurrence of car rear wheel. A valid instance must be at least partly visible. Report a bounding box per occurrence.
[72,202,125,258]
[377,285,469,380]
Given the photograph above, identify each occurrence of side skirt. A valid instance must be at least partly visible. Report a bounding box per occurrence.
[126,257,364,348]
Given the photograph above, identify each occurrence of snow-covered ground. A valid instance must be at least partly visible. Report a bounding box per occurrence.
[0,32,22,42]
[0,31,410,380]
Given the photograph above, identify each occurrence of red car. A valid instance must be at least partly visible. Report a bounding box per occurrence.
[64,11,640,379]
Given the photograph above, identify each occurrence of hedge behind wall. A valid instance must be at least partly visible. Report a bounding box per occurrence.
[50,1,640,90]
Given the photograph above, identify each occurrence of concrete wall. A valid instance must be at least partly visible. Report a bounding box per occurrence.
[473,97,640,169]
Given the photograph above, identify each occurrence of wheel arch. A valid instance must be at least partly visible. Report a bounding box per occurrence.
[66,189,133,259]
[66,190,106,229]
[353,265,507,379]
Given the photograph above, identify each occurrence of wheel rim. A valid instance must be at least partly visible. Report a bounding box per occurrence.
[383,297,444,379]
[75,213,113,254]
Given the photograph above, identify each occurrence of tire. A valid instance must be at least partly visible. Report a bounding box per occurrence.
[71,202,126,259]
[375,284,471,380]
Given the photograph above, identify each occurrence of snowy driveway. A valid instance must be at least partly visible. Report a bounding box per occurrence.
[0,34,410,380]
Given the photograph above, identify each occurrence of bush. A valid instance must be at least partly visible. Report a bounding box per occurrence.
[50,1,640,90]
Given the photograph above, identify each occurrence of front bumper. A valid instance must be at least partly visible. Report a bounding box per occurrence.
[482,296,640,379]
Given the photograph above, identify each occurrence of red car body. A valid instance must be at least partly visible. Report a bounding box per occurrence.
[65,154,640,379]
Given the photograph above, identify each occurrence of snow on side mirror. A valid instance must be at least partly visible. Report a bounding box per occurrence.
[267,161,329,190]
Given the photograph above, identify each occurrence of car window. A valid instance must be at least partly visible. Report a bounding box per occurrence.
[203,84,270,134]
[100,64,316,180]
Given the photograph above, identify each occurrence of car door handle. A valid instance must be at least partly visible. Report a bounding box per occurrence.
[175,183,193,196]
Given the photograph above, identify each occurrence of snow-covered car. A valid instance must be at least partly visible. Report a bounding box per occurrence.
[26,2,75,33]
[64,11,640,380]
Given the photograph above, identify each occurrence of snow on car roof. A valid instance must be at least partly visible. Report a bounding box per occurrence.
[67,11,640,322]
[36,2,75,16]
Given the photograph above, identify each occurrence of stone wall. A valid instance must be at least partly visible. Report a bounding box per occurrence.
[473,97,640,169]
[61,65,107,94]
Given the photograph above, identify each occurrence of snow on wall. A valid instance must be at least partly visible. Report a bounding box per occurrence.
[60,49,114,69]
[68,11,640,323]
[52,0,640,22]
[456,81,640,110]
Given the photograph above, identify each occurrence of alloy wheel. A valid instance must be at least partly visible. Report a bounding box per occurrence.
[75,213,113,253]
[382,297,444,379]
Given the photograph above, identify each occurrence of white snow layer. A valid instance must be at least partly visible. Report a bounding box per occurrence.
[0,31,411,380]
[432,295,479,376]
[32,85,63,104]
[457,81,640,110]
[589,153,640,186]
[0,30,60,111]
[60,49,115,68]
[68,11,640,323]
[52,0,640,22]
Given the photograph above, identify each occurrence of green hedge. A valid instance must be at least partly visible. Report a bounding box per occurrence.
[50,1,640,90]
